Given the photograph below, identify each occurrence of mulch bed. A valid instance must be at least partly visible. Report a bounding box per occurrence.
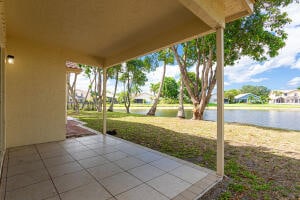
[66,120,96,138]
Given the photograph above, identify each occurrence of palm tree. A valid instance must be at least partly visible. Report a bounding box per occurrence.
[147,49,174,116]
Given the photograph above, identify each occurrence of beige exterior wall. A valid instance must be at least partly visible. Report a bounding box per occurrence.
[5,37,68,147]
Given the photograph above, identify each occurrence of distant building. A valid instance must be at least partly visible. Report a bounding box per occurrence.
[269,90,300,104]
[68,89,88,103]
[209,93,229,104]
[133,93,153,104]
[234,93,261,103]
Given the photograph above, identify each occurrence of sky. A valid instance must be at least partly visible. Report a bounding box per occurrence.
[74,3,300,94]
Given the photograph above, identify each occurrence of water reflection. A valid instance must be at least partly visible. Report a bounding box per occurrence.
[114,108,300,131]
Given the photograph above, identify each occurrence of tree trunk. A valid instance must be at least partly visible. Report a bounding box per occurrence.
[108,71,119,112]
[177,77,185,118]
[97,68,102,112]
[81,77,95,109]
[67,73,79,113]
[124,77,131,113]
[66,73,70,110]
[147,62,166,116]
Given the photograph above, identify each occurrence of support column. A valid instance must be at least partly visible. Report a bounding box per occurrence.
[102,67,107,135]
[216,27,224,177]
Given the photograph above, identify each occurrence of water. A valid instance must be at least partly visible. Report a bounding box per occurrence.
[114,108,300,131]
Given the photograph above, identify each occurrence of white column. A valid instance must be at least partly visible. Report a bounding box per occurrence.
[216,27,224,177]
[102,67,107,135]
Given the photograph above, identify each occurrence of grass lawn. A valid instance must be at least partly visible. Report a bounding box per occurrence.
[69,111,300,199]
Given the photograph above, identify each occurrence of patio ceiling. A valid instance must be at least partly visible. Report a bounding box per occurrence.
[5,0,253,67]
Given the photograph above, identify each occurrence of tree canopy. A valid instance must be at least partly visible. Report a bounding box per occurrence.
[172,0,294,119]
[241,85,270,102]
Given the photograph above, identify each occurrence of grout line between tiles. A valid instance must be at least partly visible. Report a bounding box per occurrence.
[35,144,62,200]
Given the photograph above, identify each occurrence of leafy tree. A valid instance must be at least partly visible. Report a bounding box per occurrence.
[183,72,202,102]
[147,49,174,116]
[225,89,241,103]
[150,83,160,96]
[107,64,121,112]
[241,85,270,103]
[80,65,103,112]
[177,77,185,118]
[67,70,80,113]
[172,0,293,119]
[297,86,300,90]
[162,77,179,99]
[120,59,150,113]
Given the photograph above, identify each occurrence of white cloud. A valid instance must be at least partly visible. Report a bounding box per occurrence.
[293,58,300,69]
[225,3,300,85]
[287,77,300,87]
[141,65,180,93]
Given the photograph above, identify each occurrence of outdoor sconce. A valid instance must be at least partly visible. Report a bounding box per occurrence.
[7,55,14,64]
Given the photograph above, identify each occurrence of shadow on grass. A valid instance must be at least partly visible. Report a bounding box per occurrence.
[71,112,300,199]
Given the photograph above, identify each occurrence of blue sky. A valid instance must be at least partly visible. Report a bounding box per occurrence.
[75,3,300,93]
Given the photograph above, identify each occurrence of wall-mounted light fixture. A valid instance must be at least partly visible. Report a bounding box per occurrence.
[7,55,15,64]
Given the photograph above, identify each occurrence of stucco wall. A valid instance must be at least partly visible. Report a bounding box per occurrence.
[5,37,67,147]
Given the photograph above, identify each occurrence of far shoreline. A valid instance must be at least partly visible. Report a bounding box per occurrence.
[113,104,300,110]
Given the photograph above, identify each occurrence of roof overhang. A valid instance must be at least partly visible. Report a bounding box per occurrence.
[3,0,254,68]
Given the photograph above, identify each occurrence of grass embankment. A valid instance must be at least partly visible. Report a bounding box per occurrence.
[112,103,300,110]
[69,111,300,200]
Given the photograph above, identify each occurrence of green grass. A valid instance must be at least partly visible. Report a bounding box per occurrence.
[69,111,300,199]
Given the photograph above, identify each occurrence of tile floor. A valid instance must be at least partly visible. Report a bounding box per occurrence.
[0,133,221,200]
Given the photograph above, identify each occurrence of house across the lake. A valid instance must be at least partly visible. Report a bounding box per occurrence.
[234,93,261,103]
[133,93,153,104]
[209,93,229,104]
[269,89,300,104]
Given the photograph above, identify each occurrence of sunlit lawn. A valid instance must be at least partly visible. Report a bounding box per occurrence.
[69,111,300,199]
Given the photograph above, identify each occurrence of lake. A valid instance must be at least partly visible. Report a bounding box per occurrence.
[115,108,300,131]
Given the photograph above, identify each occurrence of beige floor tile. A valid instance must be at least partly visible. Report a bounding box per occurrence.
[87,162,123,180]
[104,151,129,161]
[79,139,100,145]
[7,160,45,177]
[128,164,165,182]
[44,196,60,200]
[85,143,105,149]
[39,148,70,159]
[70,150,98,160]
[6,180,57,200]
[114,156,145,170]
[169,165,207,184]
[120,146,148,156]
[147,174,191,199]
[78,155,109,168]
[150,158,182,172]
[48,162,83,178]
[43,155,74,168]
[133,152,163,163]
[116,184,168,200]
[53,170,94,193]
[6,168,49,191]
[65,145,90,153]
[8,145,35,153]
[36,143,63,153]
[92,146,118,154]
[9,147,37,158]
[60,181,112,200]
[8,153,41,167]
[100,172,142,195]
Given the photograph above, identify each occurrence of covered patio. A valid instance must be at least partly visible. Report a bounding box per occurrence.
[1,123,220,200]
[0,0,254,199]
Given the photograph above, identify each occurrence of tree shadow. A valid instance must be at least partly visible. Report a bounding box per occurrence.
[77,114,299,199]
